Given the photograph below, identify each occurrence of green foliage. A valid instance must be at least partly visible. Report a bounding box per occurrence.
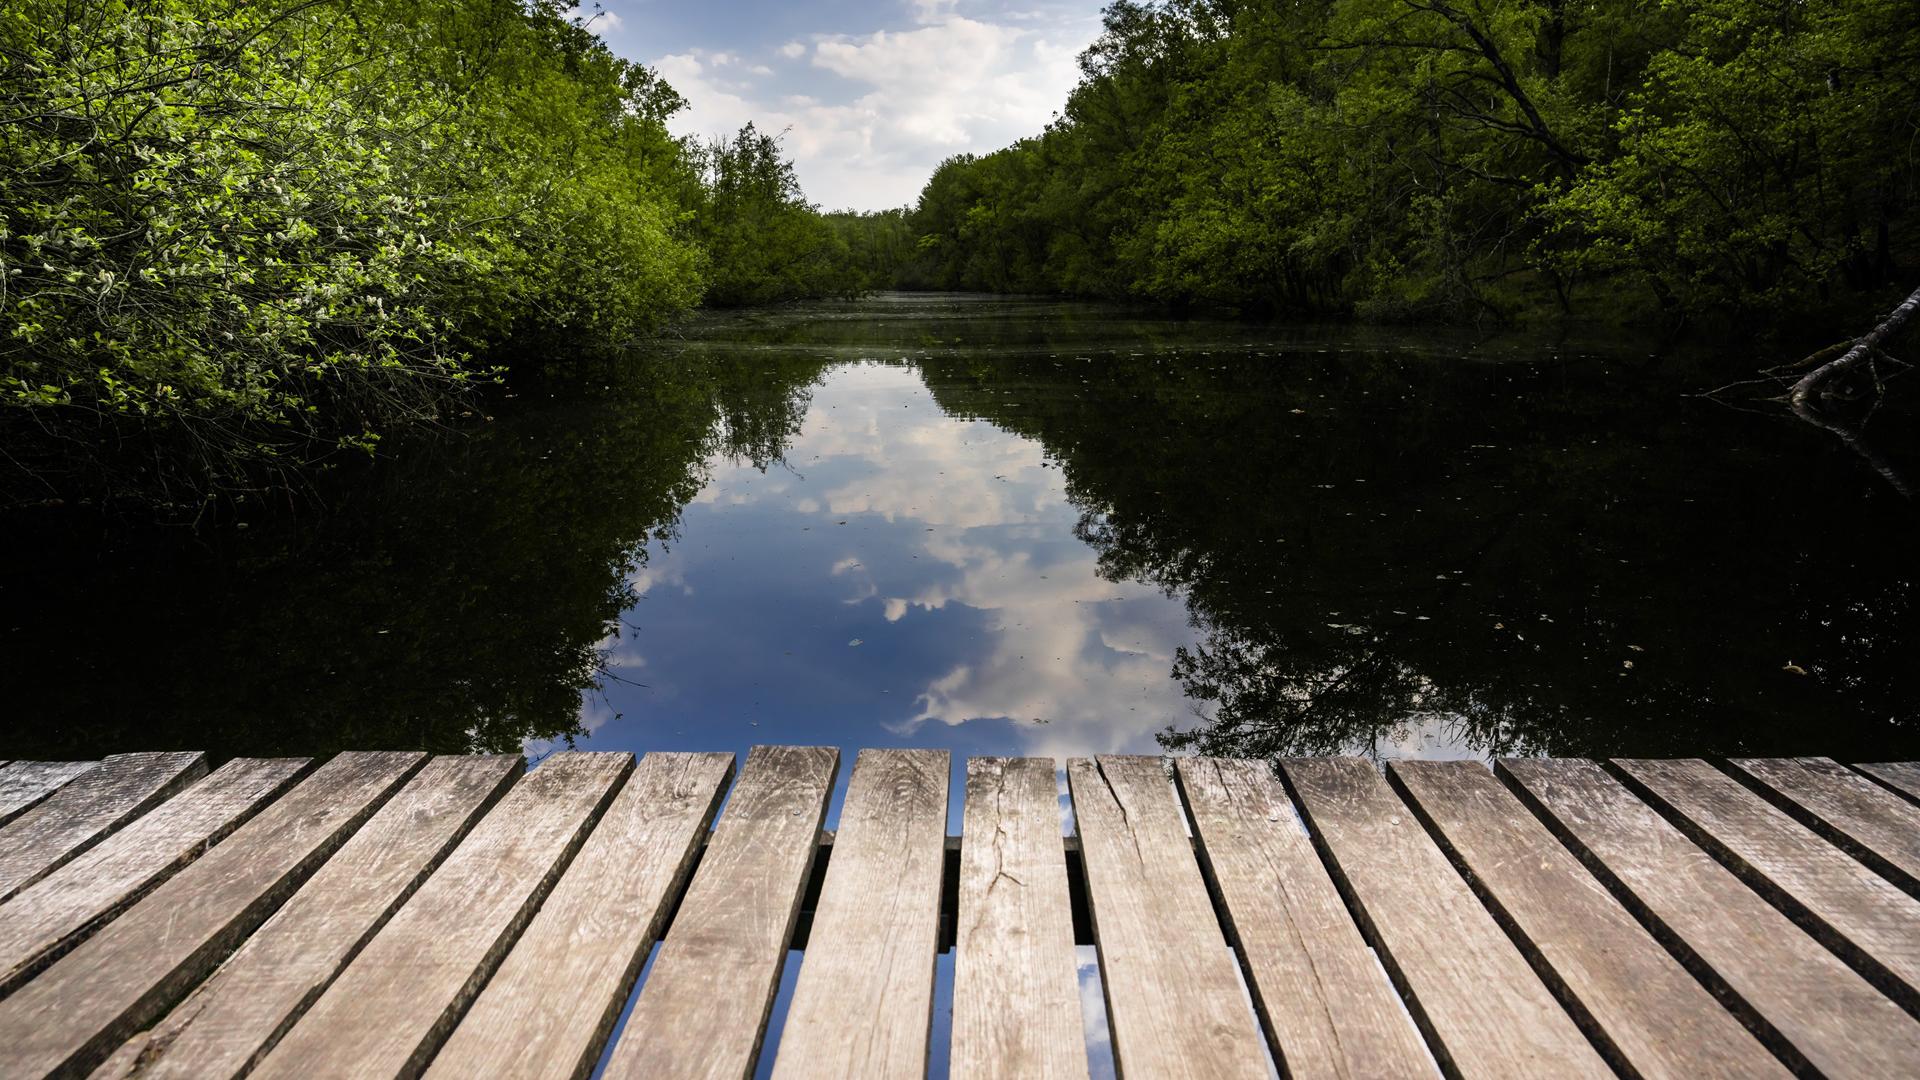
[1541,0,1920,312]
[900,0,1919,324]
[821,209,932,291]
[0,1,874,508]
[691,123,860,306]
[0,0,709,503]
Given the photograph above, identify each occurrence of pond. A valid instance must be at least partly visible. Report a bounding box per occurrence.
[5,294,1917,771]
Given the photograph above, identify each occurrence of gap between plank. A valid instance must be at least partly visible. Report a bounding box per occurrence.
[1271,763,1464,1080]
[1601,759,1920,1019]
[1489,761,1814,1077]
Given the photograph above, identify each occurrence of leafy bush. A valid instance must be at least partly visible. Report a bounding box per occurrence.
[0,0,703,504]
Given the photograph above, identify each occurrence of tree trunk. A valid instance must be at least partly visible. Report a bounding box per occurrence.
[1789,283,1920,409]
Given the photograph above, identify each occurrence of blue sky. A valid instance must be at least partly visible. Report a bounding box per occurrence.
[570,1,1106,211]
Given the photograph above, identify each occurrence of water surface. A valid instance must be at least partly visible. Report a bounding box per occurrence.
[6,294,1916,767]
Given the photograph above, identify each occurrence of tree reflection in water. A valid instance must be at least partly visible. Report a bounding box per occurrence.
[0,354,827,760]
[6,298,1915,764]
[916,348,1917,761]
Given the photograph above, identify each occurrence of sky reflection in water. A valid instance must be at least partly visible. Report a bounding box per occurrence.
[581,361,1238,766]
[8,296,1914,770]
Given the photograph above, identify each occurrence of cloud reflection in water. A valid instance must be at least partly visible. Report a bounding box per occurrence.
[589,362,1197,760]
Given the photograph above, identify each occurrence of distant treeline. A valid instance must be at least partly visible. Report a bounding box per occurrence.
[0,0,857,506]
[865,0,1919,324]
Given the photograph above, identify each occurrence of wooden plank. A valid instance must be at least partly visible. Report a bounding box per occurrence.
[0,752,423,1077]
[1176,757,1433,1080]
[1731,757,1920,892]
[950,757,1087,1080]
[251,751,629,1080]
[1390,760,1785,1079]
[772,749,949,1079]
[91,754,520,1080]
[0,757,307,996]
[601,745,838,1080]
[1614,757,1920,1006]
[1857,762,1920,804]
[1065,755,1268,1079]
[0,752,208,902]
[1503,757,1920,1078]
[0,761,99,827]
[1282,758,1610,1080]
[426,752,734,1080]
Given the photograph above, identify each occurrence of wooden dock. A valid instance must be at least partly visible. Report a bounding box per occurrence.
[0,748,1917,1078]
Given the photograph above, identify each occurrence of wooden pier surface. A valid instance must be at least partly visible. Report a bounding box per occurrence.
[0,748,1917,1078]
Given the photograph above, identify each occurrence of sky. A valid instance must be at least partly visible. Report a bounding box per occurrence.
[569,0,1106,211]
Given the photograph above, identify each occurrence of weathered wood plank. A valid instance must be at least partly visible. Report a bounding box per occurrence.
[0,752,422,1077]
[601,745,838,1080]
[250,751,628,1080]
[1614,757,1920,1006]
[1731,757,1920,893]
[1390,760,1785,1079]
[0,752,208,903]
[1282,758,1610,1080]
[950,757,1087,1080]
[90,754,520,1080]
[426,752,734,1080]
[1066,755,1268,1080]
[1176,757,1433,1080]
[771,749,949,1079]
[0,757,307,996]
[1503,757,1920,1078]
[0,761,100,827]
[1856,762,1920,804]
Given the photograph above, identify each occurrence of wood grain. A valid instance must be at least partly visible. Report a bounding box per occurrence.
[426,752,734,1080]
[1856,762,1920,804]
[1067,755,1269,1080]
[0,751,422,1077]
[771,749,949,1079]
[0,757,307,996]
[91,754,520,1080]
[1282,758,1610,1080]
[1176,757,1433,1080]
[951,757,1087,1080]
[1390,760,1784,1079]
[0,761,100,827]
[601,744,838,1080]
[0,752,208,902]
[250,751,629,1080]
[1615,757,1920,1006]
[1503,756,1920,1078]
[1730,757,1920,893]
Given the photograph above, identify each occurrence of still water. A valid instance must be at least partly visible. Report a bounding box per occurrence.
[6,294,1917,1078]
[8,294,1915,768]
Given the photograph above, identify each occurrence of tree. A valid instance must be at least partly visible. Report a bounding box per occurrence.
[693,124,856,305]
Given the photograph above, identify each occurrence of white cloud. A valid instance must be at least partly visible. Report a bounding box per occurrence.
[651,13,1095,210]
[627,564,690,597]
[892,538,1192,758]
